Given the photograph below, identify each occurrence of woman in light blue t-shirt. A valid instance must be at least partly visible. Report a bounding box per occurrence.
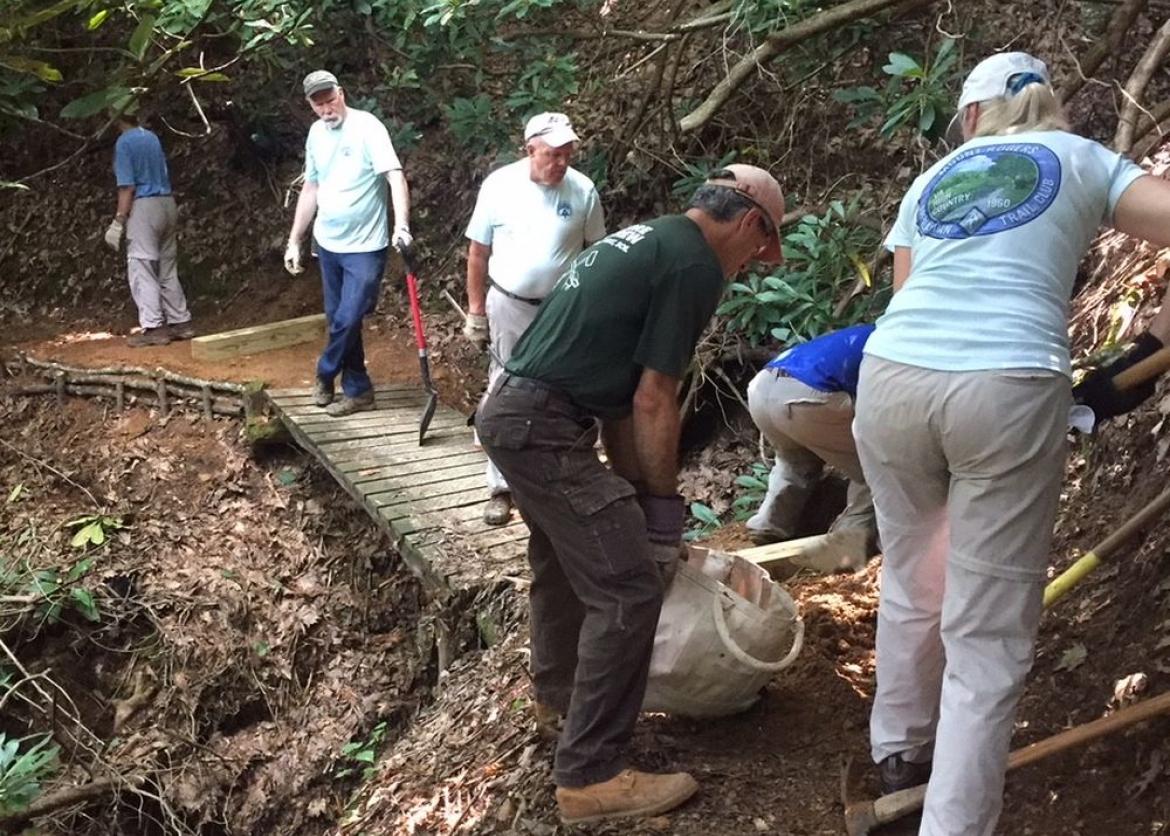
[853,51,1170,835]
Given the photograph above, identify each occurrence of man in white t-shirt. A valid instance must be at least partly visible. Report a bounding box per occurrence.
[465,112,606,525]
[284,70,412,417]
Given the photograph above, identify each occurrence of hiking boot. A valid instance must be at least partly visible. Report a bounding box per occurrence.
[556,769,698,824]
[533,700,564,742]
[325,390,375,417]
[878,754,932,795]
[126,327,172,348]
[747,526,790,546]
[484,493,512,526]
[169,322,196,340]
[313,377,334,407]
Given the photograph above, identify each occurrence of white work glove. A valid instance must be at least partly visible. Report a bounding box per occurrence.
[463,313,489,348]
[284,239,304,275]
[392,226,413,252]
[104,218,124,251]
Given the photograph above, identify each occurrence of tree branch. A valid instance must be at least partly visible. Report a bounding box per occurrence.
[1059,0,1146,103]
[678,0,937,134]
[1115,17,1170,154]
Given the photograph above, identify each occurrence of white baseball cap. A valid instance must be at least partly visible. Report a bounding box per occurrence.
[524,112,579,148]
[947,52,1051,141]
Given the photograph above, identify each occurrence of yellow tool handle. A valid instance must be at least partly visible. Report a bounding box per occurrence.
[1044,485,1170,607]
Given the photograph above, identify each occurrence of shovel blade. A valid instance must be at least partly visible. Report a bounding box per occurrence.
[419,392,438,445]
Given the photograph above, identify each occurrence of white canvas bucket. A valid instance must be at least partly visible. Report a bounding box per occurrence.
[641,547,804,718]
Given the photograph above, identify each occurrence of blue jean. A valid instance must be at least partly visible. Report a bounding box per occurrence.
[316,245,388,398]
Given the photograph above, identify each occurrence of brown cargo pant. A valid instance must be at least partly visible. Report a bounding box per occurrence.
[476,374,663,788]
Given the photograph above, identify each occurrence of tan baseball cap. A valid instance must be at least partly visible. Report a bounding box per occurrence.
[705,163,785,263]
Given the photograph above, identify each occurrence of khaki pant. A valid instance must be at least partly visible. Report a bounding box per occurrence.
[853,356,1069,836]
[484,286,541,496]
[125,196,190,330]
[477,374,662,788]
[745,368,874,540]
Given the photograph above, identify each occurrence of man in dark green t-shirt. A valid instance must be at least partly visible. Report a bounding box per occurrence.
[476,164,785,824]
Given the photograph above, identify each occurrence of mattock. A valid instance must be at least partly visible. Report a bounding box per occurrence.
[841,690,1170,835]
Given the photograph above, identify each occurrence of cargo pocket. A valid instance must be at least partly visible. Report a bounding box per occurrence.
[477,416,532,451]
[564,469,636,516]
[562,470,649,583]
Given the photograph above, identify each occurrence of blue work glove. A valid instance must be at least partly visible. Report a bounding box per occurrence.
[639,494,687,585]
[1073,332,1164,423]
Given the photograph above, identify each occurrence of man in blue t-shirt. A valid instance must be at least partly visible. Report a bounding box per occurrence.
[103,111,193,347]
[745,324,876,563]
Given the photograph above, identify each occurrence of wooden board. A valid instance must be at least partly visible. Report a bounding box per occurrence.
[266,385,529,597]
[192,313,327,361]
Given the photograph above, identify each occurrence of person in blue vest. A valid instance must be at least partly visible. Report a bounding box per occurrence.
[745,323,876,563]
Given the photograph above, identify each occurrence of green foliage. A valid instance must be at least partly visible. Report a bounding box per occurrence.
[0,734,59,816]
[718,197,881,345]
[731,462,770,522]
[671,151,737,199]
[730,0,812,35]
[442,93,509,156]
[336,721,389,781]
[505,53,579,119]
[685,501,722,541]
[64,514,124,549]
[834,38,959,139]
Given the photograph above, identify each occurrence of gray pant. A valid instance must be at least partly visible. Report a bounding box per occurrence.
[484,286,542,497]
[125,196,190,330]
[745,368,874,539]
[476,375,663,788]
[854,356,1069,836]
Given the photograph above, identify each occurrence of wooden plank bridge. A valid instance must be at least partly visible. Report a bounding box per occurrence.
[267,383,529,596]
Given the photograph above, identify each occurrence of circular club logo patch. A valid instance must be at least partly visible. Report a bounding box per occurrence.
[917,143,1061,239]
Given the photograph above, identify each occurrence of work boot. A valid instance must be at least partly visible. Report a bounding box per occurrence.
[169,321,196,340]
[878,754,932,795]
[747,526,790,546]
[484,493,512,526]
[532,700,564,742]
[556,769,698,824]
[325,390,375,417]
[126,327,172,348]
[313,377,334,407]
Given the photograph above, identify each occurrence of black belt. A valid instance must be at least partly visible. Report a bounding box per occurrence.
[497,374,588,416]
[489,279,542,306]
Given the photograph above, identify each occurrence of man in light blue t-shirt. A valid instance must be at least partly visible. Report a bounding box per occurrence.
[103,110,193,347]
[285,70,413,417]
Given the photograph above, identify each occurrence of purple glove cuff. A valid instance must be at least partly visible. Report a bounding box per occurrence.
[639,494,686,545]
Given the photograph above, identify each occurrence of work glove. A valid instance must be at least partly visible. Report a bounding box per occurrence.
[104,218,124,251]
[392,226,413,253]
[1073,332,1164,423]
[463,313,489,349]
[639,493,687,586]
[284,239,304,275]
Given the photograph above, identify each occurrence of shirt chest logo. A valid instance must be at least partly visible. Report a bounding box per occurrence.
[557,201,573,219]
[917,143,1062,239]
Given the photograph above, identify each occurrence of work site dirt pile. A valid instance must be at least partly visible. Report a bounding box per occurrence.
[0,395,427,834]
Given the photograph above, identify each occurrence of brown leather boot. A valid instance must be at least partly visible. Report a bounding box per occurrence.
[556,769,698,824]
[532,701,563,742]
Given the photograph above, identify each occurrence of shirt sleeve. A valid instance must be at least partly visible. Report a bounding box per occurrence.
[1103,151,1148,223]
[465,178,495,246]
[367,117,402,175]
[114,137,135,188]
[633,263,722,378]
[583,188,606,244]
[303,133,318,184]
[883,183,919,252]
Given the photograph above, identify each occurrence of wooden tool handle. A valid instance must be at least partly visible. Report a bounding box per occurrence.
[1113,346,1170,391]
[872,691,1170,827]
[1008,690,1170,771]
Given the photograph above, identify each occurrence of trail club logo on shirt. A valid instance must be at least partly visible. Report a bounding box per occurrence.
[601,224,654,254]
[917,143,1062,239]
[561,249,598,290]
[557,201,573,219]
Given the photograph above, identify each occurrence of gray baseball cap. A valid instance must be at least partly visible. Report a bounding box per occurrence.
[303,70,339,97]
